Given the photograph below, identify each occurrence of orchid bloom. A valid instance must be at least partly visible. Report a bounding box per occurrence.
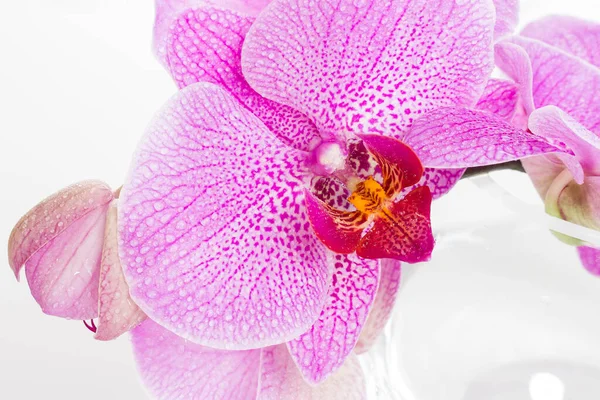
[7,0,573,398]
[489,16,600,275]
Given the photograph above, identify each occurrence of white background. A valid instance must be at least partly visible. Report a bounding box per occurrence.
[0,1,597,399]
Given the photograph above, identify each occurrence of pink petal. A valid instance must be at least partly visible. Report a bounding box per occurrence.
[578,246,600,276]
[502,36,600,133]
[404,107,566,168]
[492,0,519,40]
[8,180,113,279]
[164,6,320,151]
[310,176,353,211]
[118,83,330,349]
[259,345,366,400]
[354,259,401,354]
[475,78,519,120]
[153,0,271,66]
[242,0,495,137]
[95,202,146,341]
[131,319,261,399]
[494,41,535,115]
[522,16,600,69]
[529,106,600,177]
[287,253,379,383]
[522,155,575,199]
[406,168,466,200]
[8,181,113,319]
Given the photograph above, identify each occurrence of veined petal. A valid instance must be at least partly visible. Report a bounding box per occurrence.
[242,0,495,137]
[287,253,379,383]
[131,319,261,400]
[8,181,113,319]
[529,106,600,177]
[356,186,433,263]
[165,6,320,151]
[95,202,146,341]
[493,0,519,40]
[405,107,567,168]
[8,180,113,279]
[494,41,535,115]
[522,16,600,69]
[153,0,271,66]
[502,36,600,134]
[304,190,368,254]
[405,168,466,200]
[357,134,423,197]
[259,345,366,400]
[475,78,519,120]
[119,83,330,349]
[578,246,600,276]
[355,259,401,354]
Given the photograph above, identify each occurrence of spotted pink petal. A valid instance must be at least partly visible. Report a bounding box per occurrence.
[404,107,567,168]
[118,82,330,349]
[259,345,366,400]
[131,319,261,399]
[164,6,320,151]
[153,0,271,66]
[95,202,146,341]
[354,259,401,354]
[475,78,519,120]
[242,0,495,137]
[287,253,379,383]
[529,106,600,178]
[578,246,600,276]
[494,41,535,115]
[356,186,434,263]
[522,16,600,69]
[502,36,600,134]
[492,0,519,40]
[8,181,113,319]
[405,168,466,200]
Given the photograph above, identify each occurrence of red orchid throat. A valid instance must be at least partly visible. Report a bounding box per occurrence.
[305,135,434,263]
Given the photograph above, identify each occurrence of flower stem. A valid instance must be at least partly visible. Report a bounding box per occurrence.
[461,160,525,179]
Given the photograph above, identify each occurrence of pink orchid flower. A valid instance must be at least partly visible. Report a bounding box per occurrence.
[8,0,569,398]
[490,16,600,275]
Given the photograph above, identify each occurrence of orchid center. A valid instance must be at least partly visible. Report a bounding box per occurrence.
[348,177,387,214]
[314,141,346,174]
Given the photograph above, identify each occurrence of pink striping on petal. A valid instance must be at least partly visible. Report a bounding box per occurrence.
[402,168,466,200]
[95,202,146,341]
[494,41,535,115]
[287,253,379,383]
[475,78,519,120]
[528,106,600,178]
[25,204,108,319]
[492,0,519,40]
[166,7,320,151]
[8,180,113,279]
[131,319,261,400]
[310,176,353,211]
[242,0,496,137]
[355,259,401,354]
[118,82,330,350]
[522,16,600,69]
[259,344,366,400]
[153,0,271,66]
[405,107,568,169]
[503,36,600,134]
[578,246,600,276]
